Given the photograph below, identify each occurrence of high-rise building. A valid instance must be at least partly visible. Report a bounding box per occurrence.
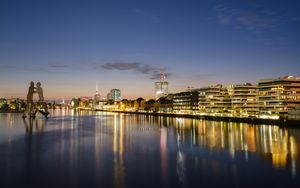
[108,89,121,101]
[155,71,168,100]
[258,75,300,117]
[94,83,101,101]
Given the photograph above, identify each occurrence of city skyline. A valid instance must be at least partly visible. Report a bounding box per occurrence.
[1,0,300,100]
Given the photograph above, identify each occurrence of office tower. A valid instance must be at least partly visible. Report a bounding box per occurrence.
[109,89,121,101]
[94,83,101,101]
[155,71,168,100]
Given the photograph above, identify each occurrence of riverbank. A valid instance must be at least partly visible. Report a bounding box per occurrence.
[0,110,22,113]
[91,109,300,127]
[3,108,299,126]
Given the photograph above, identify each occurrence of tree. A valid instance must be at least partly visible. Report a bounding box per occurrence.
[0,103,9,111]
[136,97,144,107]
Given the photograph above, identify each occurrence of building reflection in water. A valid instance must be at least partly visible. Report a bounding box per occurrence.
[17,110,300,180]
[176,126,186,187]
[23,117,46,134]
[172,117,299,177]
[113,114,125,188]
[160,126,168,187]
[2,111,299,186]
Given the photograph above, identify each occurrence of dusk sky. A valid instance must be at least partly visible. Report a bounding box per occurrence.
[1,0,300,100]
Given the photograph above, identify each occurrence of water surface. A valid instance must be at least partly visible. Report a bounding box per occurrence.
[0,110,299,187]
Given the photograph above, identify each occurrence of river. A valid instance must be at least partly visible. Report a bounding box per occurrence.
[0,110,299,187]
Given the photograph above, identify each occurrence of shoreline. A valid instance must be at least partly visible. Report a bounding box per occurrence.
[2,109,299,127]
[92,109,300,127]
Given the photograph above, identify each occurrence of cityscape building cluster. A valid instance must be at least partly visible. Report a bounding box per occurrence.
[172,75,300,119]
[85,75,300,120]
[1,75,299,120]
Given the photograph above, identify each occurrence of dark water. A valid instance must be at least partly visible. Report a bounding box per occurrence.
[0,110,300,188]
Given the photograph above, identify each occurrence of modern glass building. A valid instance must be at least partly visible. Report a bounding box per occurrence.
[155,81,168,100]
[109,89,121,101]
[173,91,199,112]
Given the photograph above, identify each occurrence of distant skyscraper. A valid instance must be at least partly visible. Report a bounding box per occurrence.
[94,83,101,101]
[61,97,65,105]
[108,89,121,101]
[155,71,168,100]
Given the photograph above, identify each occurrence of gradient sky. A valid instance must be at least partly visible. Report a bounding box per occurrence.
[1,0,300,100]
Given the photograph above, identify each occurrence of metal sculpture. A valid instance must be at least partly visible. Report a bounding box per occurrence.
[23,81,49,119]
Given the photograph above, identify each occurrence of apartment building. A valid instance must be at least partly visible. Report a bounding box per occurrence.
[258,75,300,117]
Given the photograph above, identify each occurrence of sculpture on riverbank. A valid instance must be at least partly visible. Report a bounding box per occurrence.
[23,81,49,119]
[36,82,44,102]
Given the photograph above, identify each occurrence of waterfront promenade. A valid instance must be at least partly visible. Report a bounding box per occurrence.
[87,109,300,126]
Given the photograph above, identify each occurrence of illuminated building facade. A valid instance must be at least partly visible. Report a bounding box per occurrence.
[258,75,300,117]
[198,84,231,113]
[173,91,198,112]
[228,83,258,116]
[288,104,300,120]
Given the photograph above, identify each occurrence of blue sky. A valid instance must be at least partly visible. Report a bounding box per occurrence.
[0,0,300,100]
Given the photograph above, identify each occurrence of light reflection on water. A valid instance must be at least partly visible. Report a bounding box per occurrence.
[178,119,298,171]
[0,110,299,187]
